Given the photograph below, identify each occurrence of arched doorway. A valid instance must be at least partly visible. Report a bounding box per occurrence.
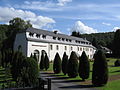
[34,50,40,62]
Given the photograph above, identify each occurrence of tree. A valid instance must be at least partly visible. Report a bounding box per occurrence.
[62,52,68,75]
[5,17,32,50]
[92,50,108,86]
[53,53,62,74]
[33,54,38,62]
[0,51,2,66]
[11,51,25,81]
[67,51,78,78]
[40,52,45,70]
[20,57,39,87]
[44,53,49,70]
[92,38,99,49]
[112,29,120,58]
[79,51,90,81]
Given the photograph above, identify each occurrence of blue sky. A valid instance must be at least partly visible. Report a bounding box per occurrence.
[0,0,120,34]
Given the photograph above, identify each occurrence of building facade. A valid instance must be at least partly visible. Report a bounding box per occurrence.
[14,28,96,63]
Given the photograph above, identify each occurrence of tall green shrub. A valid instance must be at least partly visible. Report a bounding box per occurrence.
[21,57,39,87]
[62,52,68,75]
[92,50,108,86]
[79,51,90,81]
[11,51,25,81]
[40,52,45,70]
[44,53,49,70]
[53,53,61,74]
[67,51,78,78]
[112,29,120,58]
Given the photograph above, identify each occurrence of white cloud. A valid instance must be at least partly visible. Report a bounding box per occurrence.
[14,0,72,11]
[102,22,111,26]
[112,27,120,31]
[0,7,55,29]
[70,21,97,34]
[57,0,72,6]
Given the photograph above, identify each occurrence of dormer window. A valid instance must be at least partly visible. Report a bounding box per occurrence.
[66,39,68,42]
[36,34,40,38]
[29,32,34,37]
[58,37,61,40]
[86,42,88,44]
[69,39,72,42]
[42,35,46,39]
[62,38,65,41]
[53,37,56,40]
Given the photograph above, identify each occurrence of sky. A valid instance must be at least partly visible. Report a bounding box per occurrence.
[0,0,120,35]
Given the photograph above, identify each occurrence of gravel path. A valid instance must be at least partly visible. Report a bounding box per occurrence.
[40,72,98,90]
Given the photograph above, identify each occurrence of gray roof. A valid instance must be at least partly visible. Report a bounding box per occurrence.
[26,27,90,42]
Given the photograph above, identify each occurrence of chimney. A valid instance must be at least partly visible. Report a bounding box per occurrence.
[54,30,58,34]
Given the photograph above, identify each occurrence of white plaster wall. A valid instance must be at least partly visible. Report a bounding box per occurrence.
[14,33,27,56]
[27,41,49,63]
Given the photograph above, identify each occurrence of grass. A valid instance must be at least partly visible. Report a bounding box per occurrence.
[0,67,15,89]
[46,58,120,80]
[99,80,120,90]
[43,58,120,90]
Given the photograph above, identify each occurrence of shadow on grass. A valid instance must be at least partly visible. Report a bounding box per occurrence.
[59,84,95,89]
[52,79,84,83]
[40,72,54,74]
[110,70,120,73]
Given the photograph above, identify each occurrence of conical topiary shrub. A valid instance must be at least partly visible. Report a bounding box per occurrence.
[67,51,78,78]
[44,53,49,70]
[62,52,68,75]
[79,51,90,81]
[40,52,45,70]
[53,53,62,74]
[92,50,108,86]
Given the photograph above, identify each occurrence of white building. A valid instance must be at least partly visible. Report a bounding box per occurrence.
[14,28,96,63]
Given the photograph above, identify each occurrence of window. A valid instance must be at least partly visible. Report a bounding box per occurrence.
[66,39,68,42]
[29,32,34,37]
[53,37,56,40]
[78,47,79,51]
[69,39,72,42]
[56,45,59,50]
[62,38,65,41]
[50,45,53,50]
[58,37,61,40]
[42,35,46,39]
[36,34,40,38]
[65,46,67,50]
[80,48,82,51]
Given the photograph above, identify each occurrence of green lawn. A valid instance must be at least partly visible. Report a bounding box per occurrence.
[100,80,120,90]
[46,58,120,80]
[44,58,120,90]
[0,67,15,89]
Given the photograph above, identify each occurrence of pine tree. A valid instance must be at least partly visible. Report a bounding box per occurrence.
[79,51,90,81]
[53,53,62,74]
[112,29,120,58]
[92,50,108,86]
[67,51,78,78]
[62,52,68,75]
[40,52,45,70]
[33,54,38,62]
[44,53,49,70]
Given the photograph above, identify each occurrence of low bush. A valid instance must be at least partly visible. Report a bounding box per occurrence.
[114,59,120,66]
